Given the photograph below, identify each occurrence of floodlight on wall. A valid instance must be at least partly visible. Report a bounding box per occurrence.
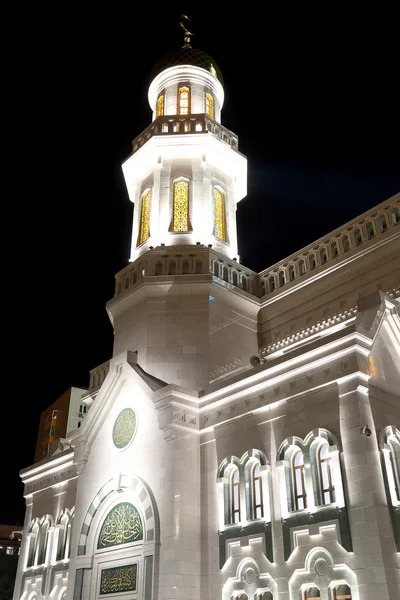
[250,355,266,367]
[360,425,372,438]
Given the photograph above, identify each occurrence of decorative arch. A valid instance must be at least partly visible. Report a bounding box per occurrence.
[289,547,359,600]
[222,558,277,600]
[77,474,158,556]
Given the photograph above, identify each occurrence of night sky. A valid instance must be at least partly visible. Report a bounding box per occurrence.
[3,4,399,525]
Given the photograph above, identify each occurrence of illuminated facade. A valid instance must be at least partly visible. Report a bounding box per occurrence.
[13,36,400,600]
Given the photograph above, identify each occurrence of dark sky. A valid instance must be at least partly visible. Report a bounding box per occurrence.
[3,4,399,524]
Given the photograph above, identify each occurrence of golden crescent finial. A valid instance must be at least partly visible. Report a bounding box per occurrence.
[179,14,194,48]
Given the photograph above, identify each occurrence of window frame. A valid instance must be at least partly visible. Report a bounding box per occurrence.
[205,92,214,119]
[137,188,152,245]
[213,187,228,242]
[156,92,165,118]
[177,84,191,116]
[171,177,191,232]
[318,443,335,505]
[292,449,307,511]
[231,468,241,524]
[252,462,264,519]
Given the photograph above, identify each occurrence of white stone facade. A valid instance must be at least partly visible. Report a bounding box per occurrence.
[13,47,400,600]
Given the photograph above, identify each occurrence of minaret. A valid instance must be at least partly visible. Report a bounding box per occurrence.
[107,21,258,390]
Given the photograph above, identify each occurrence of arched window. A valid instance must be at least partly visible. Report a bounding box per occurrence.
[171,178,191,232]
[387,434,400,502]
[269,276,276,292]
[26,521,39,568]
[156,93,164,117]
[289,265,295,281]
[260,281,266,295]
[392,206,400,223]
[299,260,306,275]
[252,462,264,519]
[205,93,214,118]
[214,188,228,242]
[231,468,241,524]
[366,221,374,239]
[342,235,350,252]
[318,443,335,505]
[257,593,273,600]
[293,450,307,510]
[320,248,327,264]
[309,254,316,270]
[178,86,190,115]
[379,214,388,231]
[56,513,69,561]
[354,228,362,246]
[333,585,352,599]
[138,189,151,246]
[303,587,320,599]
[37,517,50,565]
[279,271,285,287]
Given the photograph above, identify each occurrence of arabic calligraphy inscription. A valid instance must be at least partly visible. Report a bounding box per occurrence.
[100,564,137,595]
[112,408,137,449]
[98,502,143,549]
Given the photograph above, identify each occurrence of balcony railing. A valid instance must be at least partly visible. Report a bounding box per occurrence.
[131,114,239,154]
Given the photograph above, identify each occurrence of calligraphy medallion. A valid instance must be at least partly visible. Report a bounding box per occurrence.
[112,408,137,449]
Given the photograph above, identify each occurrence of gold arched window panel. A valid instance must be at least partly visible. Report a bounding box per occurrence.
[137,189,151,246]
[213,188,228,242]
[178,86,190,115]
[171,179,191,232]
[156,94,164,117]
[205,93,214,118]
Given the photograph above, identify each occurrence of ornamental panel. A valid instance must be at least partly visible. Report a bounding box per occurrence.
[138,189,151,246]
[214,188,228,242]
[100,564,137,595]
[112,408,137,449]
[98,503,143,549]
[172,180,190,232]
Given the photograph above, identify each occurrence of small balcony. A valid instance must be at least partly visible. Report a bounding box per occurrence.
[131,114,239,155]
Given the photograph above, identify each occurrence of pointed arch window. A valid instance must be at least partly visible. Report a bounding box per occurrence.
[138,188,151,246]
[293,449,307,510]
[171,178,191,232]
[214,188,228,242]
[318,443,335,505]
[387,433,400,502]
[205,93,214,118]
[37,517,50,565]
[178,86,191,115]
[331,241,339,258]
[303,588,320,599]
[333,585,352,599]
[26,521,39,568]
[252,462,264,519]
[156,93,164,118]
[231,468,241,524]
[342,235,350,252]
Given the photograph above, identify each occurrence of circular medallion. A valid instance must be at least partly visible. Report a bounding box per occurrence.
[245,568,256,584]
[112,408,137,449]
[315,559,328,576]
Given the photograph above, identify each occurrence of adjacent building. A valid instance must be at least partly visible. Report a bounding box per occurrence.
[34,387,88,463]
[13,32,400,600]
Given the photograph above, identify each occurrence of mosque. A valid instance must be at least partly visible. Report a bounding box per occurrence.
[13,22,400,600]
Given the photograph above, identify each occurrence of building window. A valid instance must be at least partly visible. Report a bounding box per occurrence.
[37,518,50,565]
[279,271,285,287]
[379,214,388,231]
[354,229,362,246]
[342,235,350,252]
[392,206,399,224]
[252,462,264,519]
[77,421,82,428]
[366,222,374,239]
[213,188,228,242]
[303,588,320,599]
[289,265,295,281]
[309,254,316,270]
[331,241,339,258]
[318,443,335,505]
[269,276,276,292]
[320,248,327,264]
[257,593,273,600]
[138,188,151,245]
[26,521,39,568]
[205,92,214,118]
[156,93,164,117]
[172,178,191,232]
[231,468,240,524]
[293,450,307,510]
[178,86,190,115]
[333,585,352,599]
[6,546,13,555]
